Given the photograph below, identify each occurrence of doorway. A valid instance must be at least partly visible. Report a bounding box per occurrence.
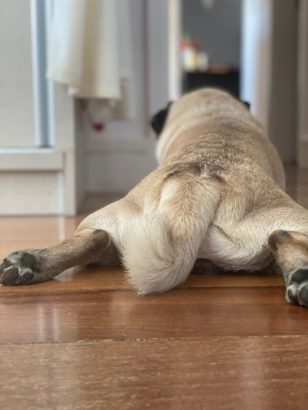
[169,0,299,164]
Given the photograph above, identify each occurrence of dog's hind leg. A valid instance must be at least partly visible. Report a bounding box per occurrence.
[0,229,111,286]
[217,200,308,308]
[268,229,308,308]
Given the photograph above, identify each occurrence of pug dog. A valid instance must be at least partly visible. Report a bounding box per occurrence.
[1,88,308,308]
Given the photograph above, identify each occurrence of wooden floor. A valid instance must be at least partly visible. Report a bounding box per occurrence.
[1,166,308,409]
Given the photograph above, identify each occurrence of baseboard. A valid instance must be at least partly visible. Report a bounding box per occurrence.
[0,171,62,215]
[0,149,64,215]
[0,148,63,171]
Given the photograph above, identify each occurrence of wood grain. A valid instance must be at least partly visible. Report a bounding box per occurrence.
[0,266,284,295]
[1,287,307,344]
[0,216,83,241]
[1,336,308,410]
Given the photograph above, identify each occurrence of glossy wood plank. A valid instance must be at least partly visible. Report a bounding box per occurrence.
[1,287,307,343]
[0,216,83,241]
[0,266,284,295]
[1,336,308,410]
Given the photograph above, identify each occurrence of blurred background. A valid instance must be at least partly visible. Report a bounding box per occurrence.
[0,0,307,215]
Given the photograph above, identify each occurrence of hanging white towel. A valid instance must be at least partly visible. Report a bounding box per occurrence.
[47,0,134,120]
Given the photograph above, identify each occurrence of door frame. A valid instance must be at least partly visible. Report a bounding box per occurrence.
[297,0,308,167]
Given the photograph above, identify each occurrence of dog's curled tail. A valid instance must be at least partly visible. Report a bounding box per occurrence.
[122,176,220,295]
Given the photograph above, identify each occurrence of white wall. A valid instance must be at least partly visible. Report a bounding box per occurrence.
[0,0,35,147]
[83,0,158,194]
[0,172,60,215]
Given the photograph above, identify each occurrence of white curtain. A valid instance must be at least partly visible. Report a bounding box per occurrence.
[47,0,134,120]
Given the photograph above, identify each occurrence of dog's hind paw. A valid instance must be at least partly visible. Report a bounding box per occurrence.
[0,251,40,286]
[286,269,308,308]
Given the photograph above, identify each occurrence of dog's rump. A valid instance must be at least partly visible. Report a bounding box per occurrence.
[122,174,220,295]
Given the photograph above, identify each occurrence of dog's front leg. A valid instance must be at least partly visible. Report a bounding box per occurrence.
[268,230,308,308]
[0,229,110,286]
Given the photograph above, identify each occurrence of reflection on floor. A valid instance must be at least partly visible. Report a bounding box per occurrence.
[1,166,308,409]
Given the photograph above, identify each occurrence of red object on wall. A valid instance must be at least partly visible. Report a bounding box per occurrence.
[92,123,105,132]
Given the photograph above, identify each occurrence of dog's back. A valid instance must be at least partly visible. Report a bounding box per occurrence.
[157,88,285,190]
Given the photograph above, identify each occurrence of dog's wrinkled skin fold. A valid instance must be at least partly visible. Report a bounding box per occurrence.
[2,88,308,308]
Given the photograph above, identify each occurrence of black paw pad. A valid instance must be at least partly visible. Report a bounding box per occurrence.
[291,269,308,284]
[1,267,19,286]
[20,253,38,270]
